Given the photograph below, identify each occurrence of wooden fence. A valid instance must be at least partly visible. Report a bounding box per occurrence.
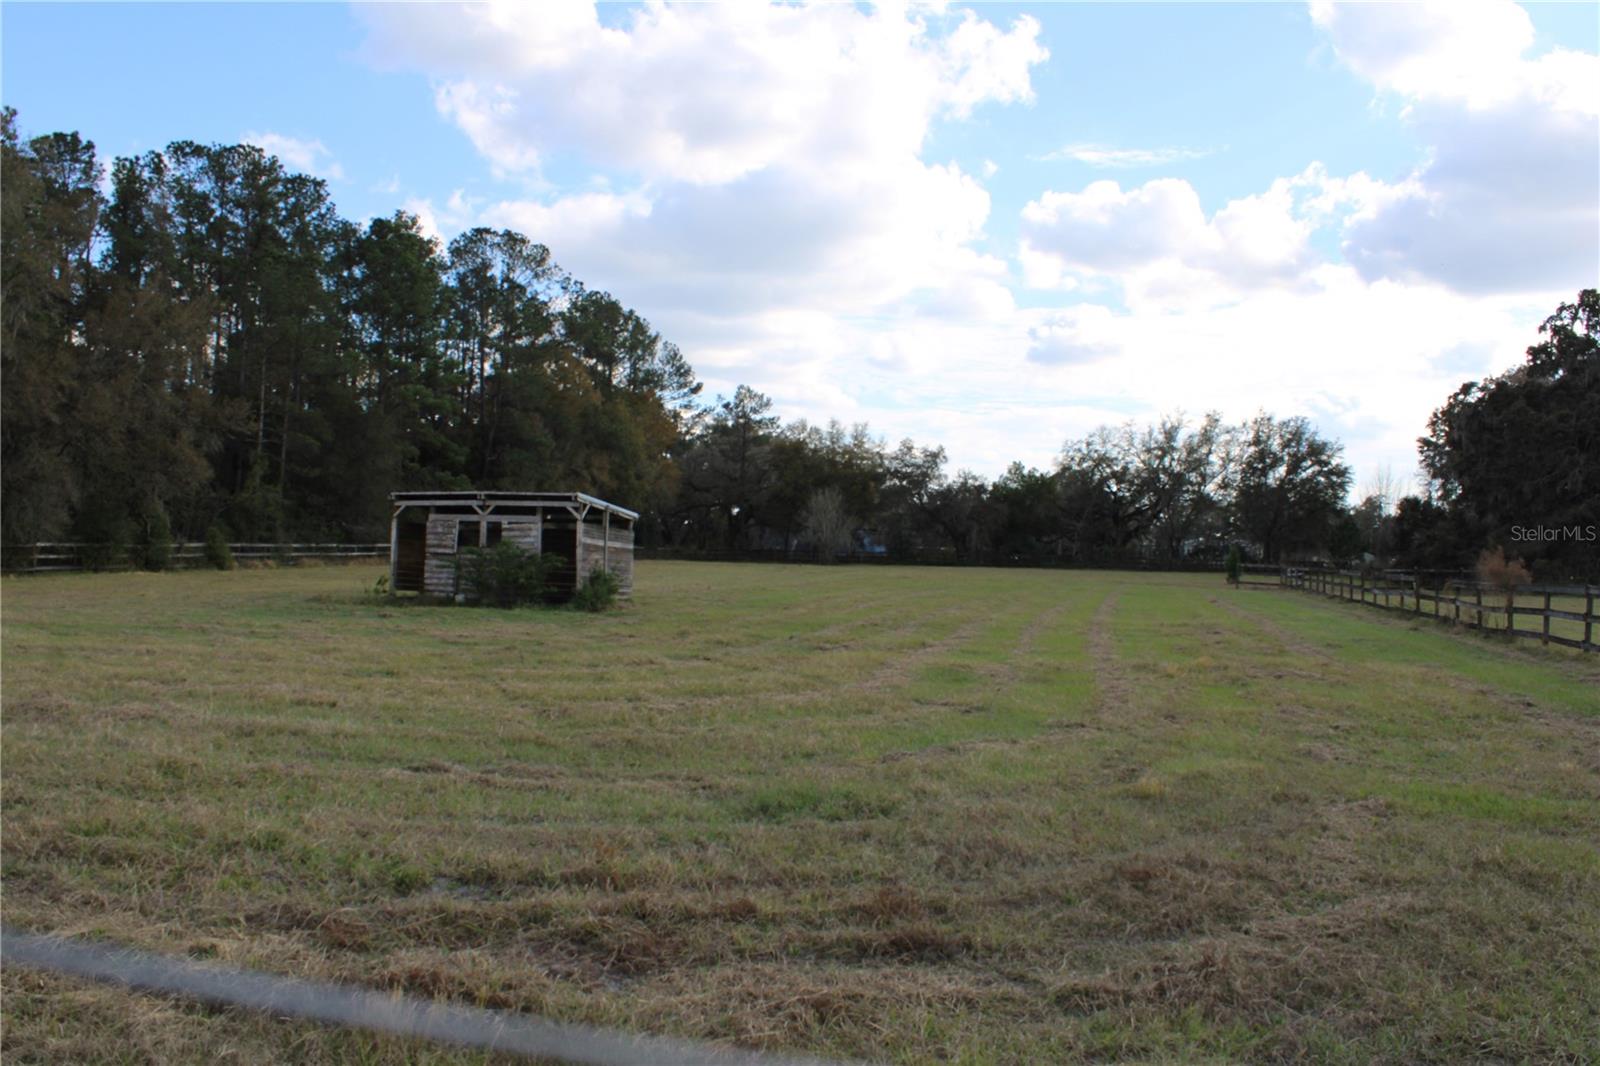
[1234,563,1289,589]
[1264,567,1598,654]
[634,546,1232,571]
[3,542,387,574]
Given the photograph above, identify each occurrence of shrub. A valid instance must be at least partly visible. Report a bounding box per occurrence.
[204,525,235,571]
[1476,546,1531,633]
[1225,545,1242,586]
[572,564,621,612]
[136,508,173,572]
[455,542,555,607]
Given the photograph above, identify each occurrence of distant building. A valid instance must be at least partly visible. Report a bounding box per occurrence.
[388,491,636,599]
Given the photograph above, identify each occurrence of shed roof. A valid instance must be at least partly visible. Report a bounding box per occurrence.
[389,491,639,521]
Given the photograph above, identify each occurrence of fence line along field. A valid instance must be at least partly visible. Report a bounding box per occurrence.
[3,562,1598,1063]
[1272,567,1599,651]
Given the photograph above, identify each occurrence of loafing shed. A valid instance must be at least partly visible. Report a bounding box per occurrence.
[389,491,637,600]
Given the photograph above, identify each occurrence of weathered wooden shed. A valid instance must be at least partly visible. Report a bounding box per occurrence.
[389,491,637,599]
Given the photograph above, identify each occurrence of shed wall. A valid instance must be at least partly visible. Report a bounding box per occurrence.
[424,515,458,597]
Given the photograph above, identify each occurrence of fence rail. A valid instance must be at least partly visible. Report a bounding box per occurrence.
[634,546,1233,572]
[1274,567,1598,653]
[2,542,387,574]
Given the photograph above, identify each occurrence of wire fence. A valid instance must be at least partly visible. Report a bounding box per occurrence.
[1,927,854,1066]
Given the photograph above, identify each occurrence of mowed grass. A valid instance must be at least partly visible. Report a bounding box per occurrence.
[3,562,1598,1064]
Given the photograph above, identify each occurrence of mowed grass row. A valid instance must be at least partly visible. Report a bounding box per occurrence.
[2,562,1597,1064]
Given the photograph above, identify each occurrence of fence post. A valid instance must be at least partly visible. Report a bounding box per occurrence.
[1587,585,1595,652]
[1474,585,1482,629]
[1542,590,1551,645]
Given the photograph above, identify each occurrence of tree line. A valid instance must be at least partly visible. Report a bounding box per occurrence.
[660,390,1353,568]
[2,109,697,559]
[3,111,1593,577]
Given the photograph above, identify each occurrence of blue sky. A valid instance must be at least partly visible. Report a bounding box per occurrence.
[5,1,1597,494]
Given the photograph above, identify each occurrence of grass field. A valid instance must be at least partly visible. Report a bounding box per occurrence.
[3,561,1598,1064]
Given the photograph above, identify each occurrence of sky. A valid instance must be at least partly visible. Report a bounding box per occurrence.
[4,1,1597,496]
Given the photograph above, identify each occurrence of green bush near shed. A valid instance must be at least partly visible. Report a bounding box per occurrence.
[571,564,621,612]
[453,542,557,607]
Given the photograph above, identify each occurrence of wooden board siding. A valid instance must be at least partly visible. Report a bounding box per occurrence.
[424,515,459,597]
[605,552,634,597]
[502,518,540,553]
[579,526,635,597]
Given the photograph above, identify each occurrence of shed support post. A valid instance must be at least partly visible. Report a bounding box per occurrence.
[389,508,400,591]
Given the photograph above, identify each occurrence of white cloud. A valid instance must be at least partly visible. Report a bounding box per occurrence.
[1311,0,1599,294]
[1023,178,1216,273]
[938,10,1046,116]
[1041,143,1212,168]
[994,270,1554,488]
[362,2,1045,186]
[401,190,478,243]
[481,157,1001,317]
[660,268,1555,492]
[365,0,1043,321]
[241,131,345,181]
[1025,305,1122,366]
[1018,170,1335,308]
[1309,0,1567,110]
